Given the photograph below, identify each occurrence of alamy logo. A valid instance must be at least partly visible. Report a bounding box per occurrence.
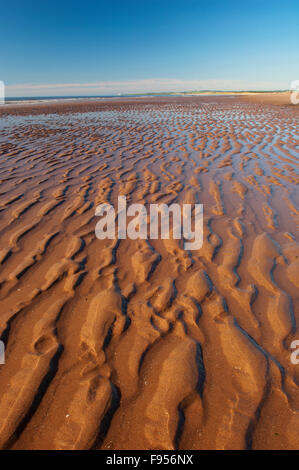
[290,340,299,365]
[0,81,4,105]
[0,341,4,365]
[95,196,203,250]
[290,80,299,105]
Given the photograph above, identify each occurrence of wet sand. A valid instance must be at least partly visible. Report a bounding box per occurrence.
[239,91,295,106]
[0,96,298,450]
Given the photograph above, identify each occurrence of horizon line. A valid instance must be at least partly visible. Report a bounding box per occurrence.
[4,78,291,98]
[4,89,289,100]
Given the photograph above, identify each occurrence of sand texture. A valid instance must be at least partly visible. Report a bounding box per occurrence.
[0,96,298,450]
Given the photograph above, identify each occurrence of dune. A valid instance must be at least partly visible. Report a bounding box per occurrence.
[0,96,298,450]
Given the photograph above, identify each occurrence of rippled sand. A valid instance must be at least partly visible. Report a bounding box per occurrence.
[0,97,298,450]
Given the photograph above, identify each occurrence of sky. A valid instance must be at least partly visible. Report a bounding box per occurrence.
[1,0,299,96]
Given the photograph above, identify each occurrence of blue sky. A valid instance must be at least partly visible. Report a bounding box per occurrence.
[1,0,299,96]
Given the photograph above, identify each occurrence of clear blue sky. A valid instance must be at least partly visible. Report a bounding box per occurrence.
[1,0,298,96]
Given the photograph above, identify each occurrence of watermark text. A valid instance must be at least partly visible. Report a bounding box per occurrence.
[95,196,203,250]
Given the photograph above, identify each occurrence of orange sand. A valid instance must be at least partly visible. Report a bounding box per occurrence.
[239,91,295,106]
[0,96,298,450]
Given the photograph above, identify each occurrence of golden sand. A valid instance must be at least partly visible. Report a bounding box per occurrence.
[0,96,298,450]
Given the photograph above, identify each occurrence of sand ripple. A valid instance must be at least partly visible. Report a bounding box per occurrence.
[0,98,298,450]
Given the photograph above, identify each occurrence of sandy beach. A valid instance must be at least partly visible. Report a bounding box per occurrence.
[0,95,298,450]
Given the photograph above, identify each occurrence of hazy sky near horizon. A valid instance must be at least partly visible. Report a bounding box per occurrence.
[1,0,299,96]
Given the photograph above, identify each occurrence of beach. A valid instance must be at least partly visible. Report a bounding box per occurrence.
[0,94,298,450]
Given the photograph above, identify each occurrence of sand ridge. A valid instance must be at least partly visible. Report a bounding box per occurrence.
[0,97,298,450]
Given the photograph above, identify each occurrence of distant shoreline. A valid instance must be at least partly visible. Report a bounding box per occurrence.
[0,92,295,116]
[4,90,290,104]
